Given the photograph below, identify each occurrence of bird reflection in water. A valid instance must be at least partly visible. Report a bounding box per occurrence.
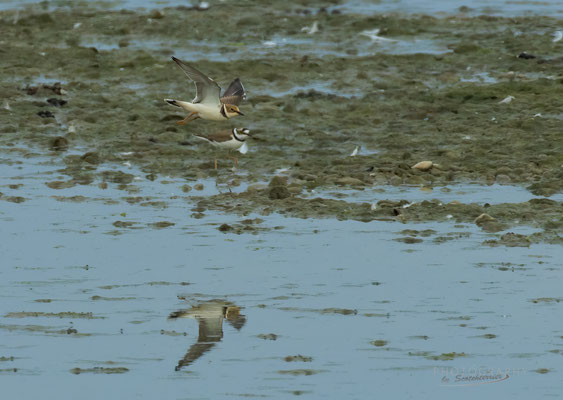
[168,299,246,371]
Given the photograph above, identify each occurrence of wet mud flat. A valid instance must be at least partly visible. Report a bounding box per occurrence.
[1,1,563,399]
[1,1,562,222]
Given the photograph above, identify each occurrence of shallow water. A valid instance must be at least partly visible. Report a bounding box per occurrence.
[305,183,563,204]
[333,0,563,17]
[1,150,562,399]
[139,33,452,63]
[4,0,562,17]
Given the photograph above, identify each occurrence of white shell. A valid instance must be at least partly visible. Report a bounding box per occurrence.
[498,95,515,104]
[411,161,433,171]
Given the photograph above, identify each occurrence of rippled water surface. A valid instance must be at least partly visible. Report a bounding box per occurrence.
[1,150,562,399]
[3,0,563,17]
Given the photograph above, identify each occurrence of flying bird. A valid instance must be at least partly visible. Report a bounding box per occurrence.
[164,57,246,124]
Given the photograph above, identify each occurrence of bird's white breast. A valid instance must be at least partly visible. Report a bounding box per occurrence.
[213,138,245,150]
[179,102,224,121]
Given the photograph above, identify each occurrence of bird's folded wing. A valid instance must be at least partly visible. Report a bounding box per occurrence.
[196,130,233,143]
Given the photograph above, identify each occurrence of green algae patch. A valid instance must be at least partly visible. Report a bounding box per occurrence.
[530,297,561,304]
[484,232,531,247]
[160,329,187,337]
[363,313,389,318]
[5,311,102,319]
[216,219,270,235]
[0,368,19,374]
[478,334,497,339]
[3,196,25,203]
[284,355,313,362]
[399,229,436,237]
[100,171,135,185]
[52,195,88,203]
[148,221,175,229]
[409,350,468,361]
[91,295,136,301]
[70,367,129,375]
[277,369,319,376]
[0,324,91,336]
[394,236,423,244]
[534,368,551,374]
[320,308,357,315]
[426,352,467,361]
[112,220,138,228]
[279,307,357,315]
[45,181,76,190]
[409,335,430,340]
[257,333,278,340]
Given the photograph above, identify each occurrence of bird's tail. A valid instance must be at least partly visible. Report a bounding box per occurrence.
[193,135,212,143]
[164,99,180,107]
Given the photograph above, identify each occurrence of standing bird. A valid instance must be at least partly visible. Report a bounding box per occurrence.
[164,57,246,124]
[195,127,251,169]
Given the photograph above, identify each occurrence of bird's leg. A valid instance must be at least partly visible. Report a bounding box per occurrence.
[230,156,239,168]
[215,179,223,195]
[214,159,218,170]
[177,112,199,125]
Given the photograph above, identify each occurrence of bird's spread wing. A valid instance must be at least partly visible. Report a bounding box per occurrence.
[198,317,224,342]
[172,57,221,105]
[220,78,246,106]
[174,317,223,370]
[175,343,215,371]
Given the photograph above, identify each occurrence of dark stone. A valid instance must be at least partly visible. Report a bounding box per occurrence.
[518,52,536,59]
[37,110,55,118]
[47,98,67,107]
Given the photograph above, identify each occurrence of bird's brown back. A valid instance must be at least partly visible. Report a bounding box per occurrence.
[196,129,233,143]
